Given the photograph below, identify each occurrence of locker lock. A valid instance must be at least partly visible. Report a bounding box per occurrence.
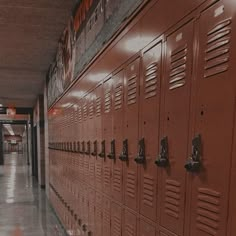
[91,140,97,156]
[185,134,201,172]
[107,139,116,159]
[77,142,81,153]
[98,140,105,158]
[73,142,76,152]
[119,139,128,161]
[85,141,91,155]
[135,138,146,164]
[155,137,169,167]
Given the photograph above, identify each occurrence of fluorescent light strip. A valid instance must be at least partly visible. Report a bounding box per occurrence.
[3,124,15,136]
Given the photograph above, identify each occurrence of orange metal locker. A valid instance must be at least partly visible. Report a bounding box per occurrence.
[103,76,113,196]
[112,69,125,203]
[123,208,138,236]
[95,85,104,191]
[111,202,123,236]
[139,41,162,222]
[186,2,236,236]
[124,57,140,211]
[78,101,84,182]
[157,20,194,235]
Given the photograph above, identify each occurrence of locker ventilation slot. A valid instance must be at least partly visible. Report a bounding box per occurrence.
[145,62,158,98]
[89,102,94,119]
[169,44,187,90]
[104,166,111,188]
[125,223,135,236]
[196,188,221,235]
[113,216,122,236]
[164,179,181,219]
[142,175,154,207]
[89,161,94,179]
[83,104,87,120]
[204,19,231,78]
[127,75,137,105]
[96,97,102,116]
[103,207,110,227]
[126,171,136,198]
[78,107,82,123]
[113,168,122,193]
[104,91,112,113]
[114,84,123,110]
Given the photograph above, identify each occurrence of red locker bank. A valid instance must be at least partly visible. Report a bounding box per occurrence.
[48,0,236,235]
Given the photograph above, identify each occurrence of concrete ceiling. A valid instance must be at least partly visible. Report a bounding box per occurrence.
[0,0,75,108]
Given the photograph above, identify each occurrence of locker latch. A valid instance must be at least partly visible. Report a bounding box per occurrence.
[185,134,201,172]
[119,139,128,161]
[77,141,81,153]
[70,142,73,152]
[85,141,91,155]
[135,138,145,164]
[82,224,87,232]
[107,139,116,159]
[81,141,85,154]
[98,140,105,158]
[91,140,97,156]
[73,142,76,152]
[155,136,169,167]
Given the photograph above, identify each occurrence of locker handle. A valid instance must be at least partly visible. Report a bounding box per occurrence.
[185,134,201,172]
[82,224,87,232]
[155,136,169,167]
[77,142,81,153]
[80,141,85,154]
[91,140,97,156]
[73,142,76,153]
[98,140,105,158]
[135,138,145,164]
[107,139,116,159]
[119,139,128,161]
[85,141,91,155]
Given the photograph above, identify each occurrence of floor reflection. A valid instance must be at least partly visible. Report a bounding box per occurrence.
[0,153,66,236]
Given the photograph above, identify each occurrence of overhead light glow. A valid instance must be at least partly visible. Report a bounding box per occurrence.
[3,124,15,136]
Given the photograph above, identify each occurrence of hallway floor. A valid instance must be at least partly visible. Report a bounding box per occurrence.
[0,153,66,236]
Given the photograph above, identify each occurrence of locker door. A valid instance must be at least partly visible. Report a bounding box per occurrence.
[103,197,111,236]
[111,202,122,236]
[159,21,194,235]
[88,188,95,235]
[139,41,162,221]
[78,101,84,182]
[95,192,103,236]
[139,219,156,236]
[188,3,236,236]
[94,85,103,190]
[123,208,138,236]
[124,57,140,211]
[112,69,125,203]
[83,97,90,183]
[88,92,95,187]
[103,77,113,196]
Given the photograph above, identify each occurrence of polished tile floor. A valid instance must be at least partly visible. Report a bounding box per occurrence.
[0,153,66,236]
